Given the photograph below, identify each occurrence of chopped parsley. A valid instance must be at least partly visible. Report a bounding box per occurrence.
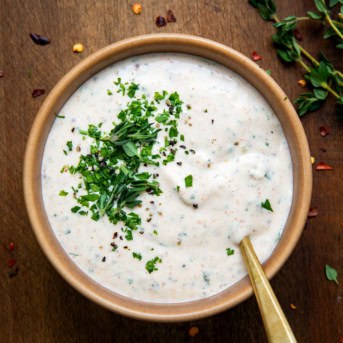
[64,79,188,273]
[59,190,68,196]
[71,206,81,213]
[66,141,73,151]
[261,199,273,212]
[145,256,162,273]
[226,248,235,256]
[132,252,142,261]
[124,229,133,241]
[185,174,193,188]
[127,82,139,98]
[114,77,126,95]
[154,90,168,102]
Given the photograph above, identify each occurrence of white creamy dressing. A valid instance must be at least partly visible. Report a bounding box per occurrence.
[42,53,293,303]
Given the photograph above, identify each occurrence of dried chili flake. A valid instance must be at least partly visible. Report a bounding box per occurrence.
[319,126,330,137]
[251,51,262,61]
[8,242,15,251]
[315,162,333,171]
[308,207,318,218]
[293,29,303,41]
[29,33,50,45]
[189,326,199,337]
[290,303,297,310]
[32,89,45,98]
[132,3,142,15]
[297,79,306,87]
[166,10,176,22]
[0,70,4,78]
[8,259,16,268]
[156,16,167,27]
[339,336,343,343]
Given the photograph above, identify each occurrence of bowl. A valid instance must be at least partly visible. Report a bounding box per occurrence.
[23,34,312,322]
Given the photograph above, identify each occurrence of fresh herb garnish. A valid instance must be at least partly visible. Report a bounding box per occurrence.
[124,229,133,241]
[145,256,162,273]
[71,206,81,213]
[325,264,339,284]
[127,82,139,98]
[59,190,68,196]
[261,199,273,212]
[107,89,113,95]
[66,141,73,151]
[226,248,235,256]
[133,252,142,261]
[66,80,186,258]
[249,0,343,117]
[185,175,193,188]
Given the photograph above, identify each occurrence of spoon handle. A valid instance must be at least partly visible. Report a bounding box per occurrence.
[239,236,297,343]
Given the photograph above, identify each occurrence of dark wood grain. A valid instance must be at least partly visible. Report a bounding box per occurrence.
[1,0,342,342]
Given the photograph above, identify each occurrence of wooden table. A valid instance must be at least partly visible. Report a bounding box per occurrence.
[1,1,342,341]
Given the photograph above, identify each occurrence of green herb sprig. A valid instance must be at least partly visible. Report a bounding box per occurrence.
[249,0,343,117]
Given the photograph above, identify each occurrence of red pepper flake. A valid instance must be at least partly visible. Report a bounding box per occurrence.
[251,51,262,61]
[293,28,303,41]
[319,126,330,137]
[339,336,343,343]
[29,33,51,46]
[308,207,318,218]
[189,326,199,337]
[155,16,167,27]
[8,259,16,268]
[315,162,333,171]
[32,89,45,98]
[0,70,4,78]
[8,242,15,251]
[166,10,176,22]
[297,79,307,87]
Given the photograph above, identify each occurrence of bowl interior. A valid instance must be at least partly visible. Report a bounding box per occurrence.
[23,34,312,322]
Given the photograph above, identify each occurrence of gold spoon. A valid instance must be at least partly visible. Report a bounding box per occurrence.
[240,236,297,343]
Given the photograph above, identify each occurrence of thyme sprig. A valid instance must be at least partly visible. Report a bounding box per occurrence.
[249,0,343,116]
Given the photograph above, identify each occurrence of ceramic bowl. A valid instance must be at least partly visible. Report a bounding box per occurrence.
[23,34,312,322]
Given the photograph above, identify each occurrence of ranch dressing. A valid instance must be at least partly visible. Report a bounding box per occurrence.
[42,53,293,303]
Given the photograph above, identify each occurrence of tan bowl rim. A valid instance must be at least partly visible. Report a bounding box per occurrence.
[23,33,312,322]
